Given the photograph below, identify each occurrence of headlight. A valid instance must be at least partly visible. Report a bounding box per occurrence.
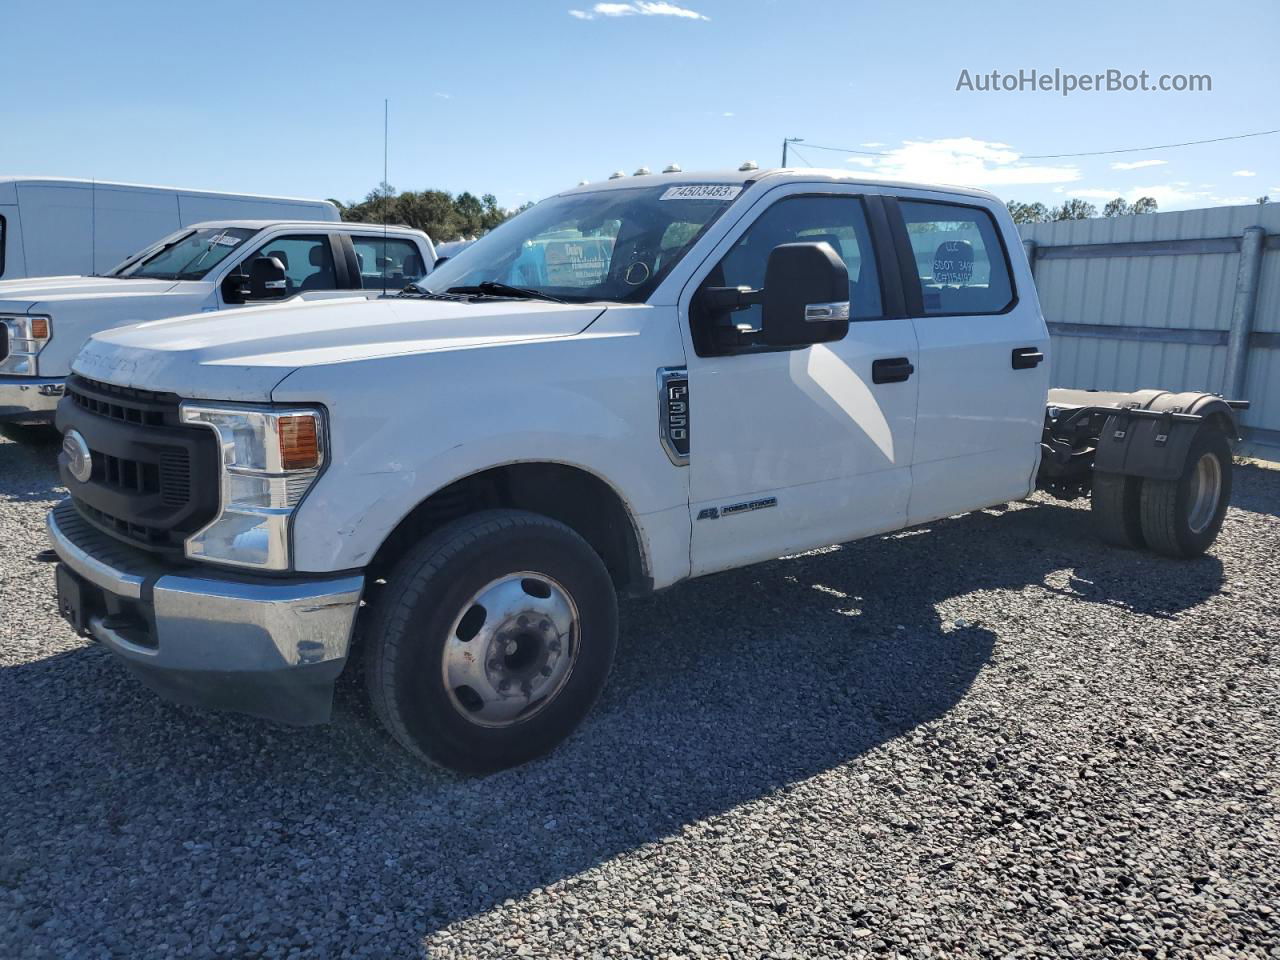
[0,314,52,375]
[179,403,326,570]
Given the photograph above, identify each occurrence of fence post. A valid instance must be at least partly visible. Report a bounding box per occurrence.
[1022,239,1038,280]
[1224,226,1265,400]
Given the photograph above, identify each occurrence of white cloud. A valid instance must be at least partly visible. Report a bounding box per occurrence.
[722,111,735,117]
[860,142,886,148]
[1110,159,1166,171]
[569,1,709,20]
[433,92,452,100]
[1232,169,1257,177]
[844,157,876,167]
[842,137,1080,187]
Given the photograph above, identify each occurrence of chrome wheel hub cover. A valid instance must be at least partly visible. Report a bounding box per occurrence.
[441,572,579,727]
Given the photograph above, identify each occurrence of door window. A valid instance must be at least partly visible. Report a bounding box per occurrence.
[898,200,1014,315]
[693,194,883,355]
[234,235,336,296]
[352,236,427,291]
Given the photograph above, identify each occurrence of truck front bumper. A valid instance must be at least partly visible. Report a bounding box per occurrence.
[46,500,365,725]
[0,376,65,423]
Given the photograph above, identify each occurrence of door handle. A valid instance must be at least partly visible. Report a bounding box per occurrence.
[872,357,914,384]
[1012,347,1045,370]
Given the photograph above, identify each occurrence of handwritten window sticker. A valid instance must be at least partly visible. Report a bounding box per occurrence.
[659,184,743,202]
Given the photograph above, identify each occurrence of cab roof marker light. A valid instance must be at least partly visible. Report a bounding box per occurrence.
[633,167,651,176]
[739,161,759,171]
[663,163,682,173]
[609,171,626,180]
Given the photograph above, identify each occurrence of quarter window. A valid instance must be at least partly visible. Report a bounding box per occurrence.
[898,200,1014,315]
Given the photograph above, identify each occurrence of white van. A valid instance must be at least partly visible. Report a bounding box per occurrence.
[0,177,339,280]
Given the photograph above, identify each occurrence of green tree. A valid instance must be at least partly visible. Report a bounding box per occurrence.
[339,184,527,241]
[1007,200,1050,224]
[1130,196,1158,215]
[1051,198,1097,221]
[1103,197,1131,218]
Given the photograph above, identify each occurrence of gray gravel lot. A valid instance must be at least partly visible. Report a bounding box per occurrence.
[1,428,1277,959]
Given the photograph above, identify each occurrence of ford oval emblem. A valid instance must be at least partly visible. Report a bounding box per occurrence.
[63,430,93,484]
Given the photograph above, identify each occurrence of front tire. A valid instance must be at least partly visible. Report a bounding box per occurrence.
[364,509,618,773]
[1138,427,1233,558]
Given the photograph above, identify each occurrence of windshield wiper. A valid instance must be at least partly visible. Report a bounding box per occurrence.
[445,281,565,304]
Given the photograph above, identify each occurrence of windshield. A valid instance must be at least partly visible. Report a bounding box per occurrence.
[422,183,743,303]
[111,227,258,280]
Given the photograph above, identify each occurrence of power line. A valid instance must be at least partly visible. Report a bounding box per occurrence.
[788,127,1280,162]
[788,145,816,167]
[1022,128,1280,159]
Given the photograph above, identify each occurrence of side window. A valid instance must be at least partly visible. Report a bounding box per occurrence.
[234,235,336,295]
[898,200,1014,315]
[351,236,427,291]
[705,195,883,340]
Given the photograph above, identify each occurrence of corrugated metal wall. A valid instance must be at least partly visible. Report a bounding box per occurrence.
[1019,203,1280,458]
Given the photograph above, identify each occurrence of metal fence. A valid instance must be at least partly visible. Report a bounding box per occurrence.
[1019,203,1280,459]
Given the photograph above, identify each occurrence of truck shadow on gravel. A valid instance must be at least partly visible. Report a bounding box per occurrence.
[0,497,1229,953]
[0,431,63,503]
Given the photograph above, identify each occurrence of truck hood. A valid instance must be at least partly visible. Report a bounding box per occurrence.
[0,275,180,307]
[73,296,608,402]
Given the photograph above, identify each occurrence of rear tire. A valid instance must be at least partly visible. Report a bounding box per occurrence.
[1138,427,1232,558]
[364,509,618,774]
[1091,470,1145,549]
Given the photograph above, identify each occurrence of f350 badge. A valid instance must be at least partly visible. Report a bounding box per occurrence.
[657,367,689,466]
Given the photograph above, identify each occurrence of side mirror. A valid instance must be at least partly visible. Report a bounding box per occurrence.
[759,242,850,347]
[433,255,450,268]
[248,256,289,300]
[220,271,248,305]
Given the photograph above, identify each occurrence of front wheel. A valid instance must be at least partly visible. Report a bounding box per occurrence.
[364,509,618,773]
[1139,427,1233,558]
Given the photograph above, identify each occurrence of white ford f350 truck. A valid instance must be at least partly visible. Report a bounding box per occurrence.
[0,220,433,429]
[45,169,1243,773]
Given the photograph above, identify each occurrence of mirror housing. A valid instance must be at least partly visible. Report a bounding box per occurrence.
[220,271,248,305]
[248,256,289,300]
[760,242,850,347]
[433,255,450,269]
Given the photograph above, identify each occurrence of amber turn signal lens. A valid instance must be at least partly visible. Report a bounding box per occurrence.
[29,318,49,340]
[278,415,320,470]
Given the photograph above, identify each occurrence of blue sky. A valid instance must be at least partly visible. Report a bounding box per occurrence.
[5,0,1277,212]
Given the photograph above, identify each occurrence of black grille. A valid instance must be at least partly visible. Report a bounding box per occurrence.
[56,376,218,553]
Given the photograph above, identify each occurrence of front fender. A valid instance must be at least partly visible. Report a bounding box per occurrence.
[278,318,690,578]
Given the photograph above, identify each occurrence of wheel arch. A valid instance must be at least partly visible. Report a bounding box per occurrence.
[365,460,652,597]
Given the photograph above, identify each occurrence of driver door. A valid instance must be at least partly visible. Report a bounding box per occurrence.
[679,186,919,576]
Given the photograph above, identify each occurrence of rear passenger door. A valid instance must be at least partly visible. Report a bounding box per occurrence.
[886,195,1050,524]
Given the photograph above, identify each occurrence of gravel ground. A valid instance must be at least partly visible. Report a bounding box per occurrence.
[1,428,1277,960]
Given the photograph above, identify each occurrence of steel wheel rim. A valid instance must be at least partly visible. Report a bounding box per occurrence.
[1187,452,1222,534]
[441,571,580,728]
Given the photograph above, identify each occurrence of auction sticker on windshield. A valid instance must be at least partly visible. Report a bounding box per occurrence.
[209,234,243,247]
[659,184,742,201]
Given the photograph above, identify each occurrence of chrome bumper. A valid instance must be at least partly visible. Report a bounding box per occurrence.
[0,376,65,423]
[46,500,365,724]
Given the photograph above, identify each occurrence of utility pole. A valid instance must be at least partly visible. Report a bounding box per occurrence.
[782,137,803,167]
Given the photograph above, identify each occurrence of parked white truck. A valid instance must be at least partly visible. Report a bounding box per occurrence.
[0,220,433,427]
[45,169,1243,773]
